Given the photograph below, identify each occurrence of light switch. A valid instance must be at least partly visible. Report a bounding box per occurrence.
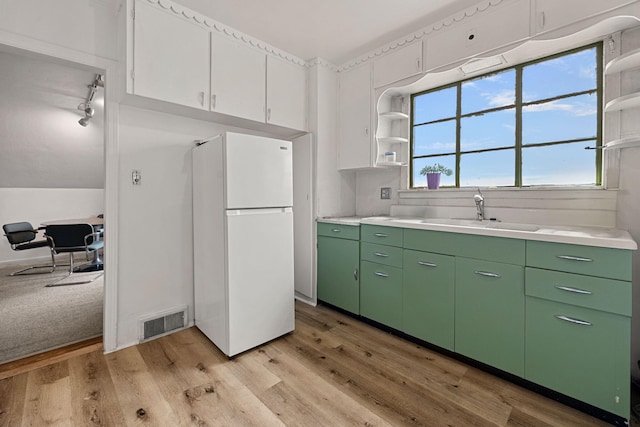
[381,187,391,199]
[132,170,142,185]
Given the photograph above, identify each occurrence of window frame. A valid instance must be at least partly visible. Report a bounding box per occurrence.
[409,42,603,189]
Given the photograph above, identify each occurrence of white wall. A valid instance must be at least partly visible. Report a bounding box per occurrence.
[0,0,118,60]
[116,105,222,347]
[0,51,104,189]
[0,188,104,264]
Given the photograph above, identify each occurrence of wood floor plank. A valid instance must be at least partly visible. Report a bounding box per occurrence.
[105,346,183,426]
[256,347,394,427]
[0,337,102,381]
[0,373,28,427]
[21,362,73,426]
[67,350,127,426]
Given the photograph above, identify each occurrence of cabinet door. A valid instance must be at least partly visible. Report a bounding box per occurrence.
[360,261,402,329]
[424,0,530,70]
[211,33,265,122]
[266,56,307,131]
[402,250,455,350]
[534,0,632,35]
[317,236,360,314]
[133,0,210,109]
[373,41,422,88]
[455,258,525,377]
[526,296,630,418]
[338,63,372,169]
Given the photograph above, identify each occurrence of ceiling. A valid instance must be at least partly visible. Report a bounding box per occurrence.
[178,0,483,64]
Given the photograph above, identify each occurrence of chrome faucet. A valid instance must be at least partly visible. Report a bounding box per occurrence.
[474,188,485,221]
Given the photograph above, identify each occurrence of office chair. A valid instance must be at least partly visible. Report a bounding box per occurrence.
[45,223,104,287]
[3,222,57,276]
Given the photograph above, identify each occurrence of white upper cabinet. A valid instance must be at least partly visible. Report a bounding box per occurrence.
[210,33,266,123]
[266,56,307,131]
[534,0,633,34]
[338,63,372,170]
[373,41,423,88]
[132,0,210,110]
[425,0,530,70]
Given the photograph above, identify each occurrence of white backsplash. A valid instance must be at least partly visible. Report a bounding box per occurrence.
[358,184,618,229]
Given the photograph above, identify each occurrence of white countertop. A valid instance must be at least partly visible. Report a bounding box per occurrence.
[317,216,364,226]
[319,216,637,250]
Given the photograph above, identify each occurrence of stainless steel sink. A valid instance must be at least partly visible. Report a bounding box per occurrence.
[486,222,540,232]
[421,218,489,227]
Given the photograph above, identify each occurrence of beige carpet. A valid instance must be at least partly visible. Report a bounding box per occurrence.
[0,259,103,364]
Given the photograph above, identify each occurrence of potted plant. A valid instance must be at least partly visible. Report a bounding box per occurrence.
[420,163,453,189]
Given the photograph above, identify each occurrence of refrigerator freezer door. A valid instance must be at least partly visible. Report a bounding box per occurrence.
[225,132,293,209]
[225,208,295,356]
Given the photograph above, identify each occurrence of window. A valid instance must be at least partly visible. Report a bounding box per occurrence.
[410,43,602,188]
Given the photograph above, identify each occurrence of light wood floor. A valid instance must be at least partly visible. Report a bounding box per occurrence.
[0,301,621,426]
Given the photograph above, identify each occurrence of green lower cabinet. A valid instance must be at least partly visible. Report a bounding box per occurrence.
[525,296,630,419]
[317,235,360,314]
[455,257,525,377]
[360,261,402,329]
[402,249,455,350]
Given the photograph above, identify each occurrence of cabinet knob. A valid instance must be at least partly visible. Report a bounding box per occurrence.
[211,94,217,109]
[416,57,421,71]
[353,268,358,281]
[199,91,205,107]
[267,108,272,122]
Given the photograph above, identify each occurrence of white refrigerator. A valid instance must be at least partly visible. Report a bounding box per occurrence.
[192,132,294,357]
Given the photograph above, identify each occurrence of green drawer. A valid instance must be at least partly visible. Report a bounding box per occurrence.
[525,296,630,418]
[526,268,631,316]
[361,224,403,247]
[361,242,403,268]
[526,241,632,281]
[404,228,525,265]
[317,221,360,240]
[360,261,403,330]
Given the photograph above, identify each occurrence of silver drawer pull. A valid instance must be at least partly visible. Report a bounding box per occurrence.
[557,255,593,262]
[417,261,437,268]
[374,233,389,237]
[354,268,358,281]
[374,271,389,278]
[555,315,592,326]
[555,285,592,295]
[373,252,389,257]
[331,228,341,233]
[474,270,501,278]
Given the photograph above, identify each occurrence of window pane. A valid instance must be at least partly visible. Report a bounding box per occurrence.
[412,156,455,188]
[523,48,597,102]
[413,120,457,156]
[460,149,514,187]
[461,69,515,114]
[460,109,515,152]
[522,93,597,145]
[413,86,457,124]
[522,143,596,186]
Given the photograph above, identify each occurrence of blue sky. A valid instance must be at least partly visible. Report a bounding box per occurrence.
[412,47,598,187]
